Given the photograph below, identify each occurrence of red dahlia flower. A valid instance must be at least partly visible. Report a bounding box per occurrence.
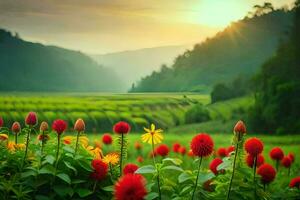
[136,156,144,163]
[114,174,147,200]
[134,142,142,150]
[102,133,113,145]
[244,137,264,157]
[123,163,139,175]
[179,146,186,155]
[188,149,194,157]
[257,164,276,184]
[172,143,181,153]
[227,146,235,154]
[287,153,295,163]
[233,120,246,134]
[190,133,214,157]
[52,119,67,135]
[209,158,223,175]
[0,117,3,127]
[11,122,21,133]
[281,156,292,168]
[91,159,108,171]
[74,118,85,132]
[245,154,264,168]
[217,147,228,157]
[270,147,284,161]
[289,176,300,189]
[25,112,38,126]
[113,121,130,134]
[156,144,169,157]
[90,168,108,181]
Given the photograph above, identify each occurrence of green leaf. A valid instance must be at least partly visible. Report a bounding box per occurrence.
[145,192,159,200]
[72,179,86,184]
[39,165,55,175]
[63,146,75,154]
[76,188,93,197]
[162,158,182,165]
[217,160,231,171]
[64,161,77,175]
[180,185,193,195]
[56,173,71,184]
[21,170,37,178]
[35,195,51,200]
[135,165,156,174]
[53,185,73,197]
[77,160,92,172]
[43,155,55,165]
[178,172,193,183]
[161,165,183,172]
[102,185,114,192]
[198,172,215,184]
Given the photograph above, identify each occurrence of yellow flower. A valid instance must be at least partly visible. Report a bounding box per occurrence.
[63,136,74,145]
[86,146,103,159]
[103,152,119,165]
[16,143,25,150]
[141,124,163,145]
[0,134,8,141]
[7,141,15,152]
[79,136,89,148]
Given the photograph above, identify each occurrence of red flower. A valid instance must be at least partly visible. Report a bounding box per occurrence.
[227,146,235,154]
[270,147,284,161]
[114,174,147,200]
[179,146,186,155]
[123,163,139,175]
[136,156,144,163]
[172,143,181,153]
[113,121,130,134]
[102,133,113,145]
[257,164,276,184]
[134,142,142,150]
[281,156,292,168]
[245,154,264,168]
[52,119,67,135]
[156,144,169,157]
[289,176,300,188]
[11,122,21,133]
[190,133,214,157]
[287,153,295,163]
[25,112,38,126]
[37,134,50,142]
[74,118,85,132]
[0,117,3,127]
[209,158,223,175]
[217,147,228,157]
[233,120,246,134]
[244,137,264,157]
[91,159,108,181]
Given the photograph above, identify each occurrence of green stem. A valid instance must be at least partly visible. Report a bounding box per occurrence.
[276,160,279,172]
[15,133,18,144]
[93,180,98,192]
[22,128,31,169]
[263,183,266,192]
[119,133,124,176]
[55,134,61,171]
[253,156,257,198]
[288,167,290,176]
[74,130,80,156]
[226,142,239,200]
[192,156,203,200]
[41,131,45,156]
[151,137,161,200]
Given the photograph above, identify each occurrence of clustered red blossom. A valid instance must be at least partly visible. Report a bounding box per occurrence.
[25,112,38,126]
[123,163,139,175]
[216,147,228,157]
[257,164,276,184]
[90,159,108,181]
[190,133,214,157]
[281,156,292,168]
[155,144,169,157]
[102,133,113,145]
[209,158,223,175]
[113,121,130,134]
[244,137,264,157]
[52,119,67,135]
[269,147,284,161]
[245,154,265,168]
[114,174,147,200]
[289,176,300,189]
[172,143,181,153]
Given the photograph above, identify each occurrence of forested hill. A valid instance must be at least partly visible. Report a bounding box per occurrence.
[0,29,124,92]
[131,10,293,93]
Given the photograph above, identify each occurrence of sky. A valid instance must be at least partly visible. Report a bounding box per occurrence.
[0,0,295,54]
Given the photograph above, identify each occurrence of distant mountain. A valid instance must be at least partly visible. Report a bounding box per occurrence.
[91,45,191,89]
[131,10,294,93]
[0,29,124,92]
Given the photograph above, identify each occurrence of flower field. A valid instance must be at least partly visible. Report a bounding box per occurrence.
[0,112,299,200]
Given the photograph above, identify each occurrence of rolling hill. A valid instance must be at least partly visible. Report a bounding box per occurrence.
[91,45,191,89]
[0,29,124,92]
[131,10,294,93]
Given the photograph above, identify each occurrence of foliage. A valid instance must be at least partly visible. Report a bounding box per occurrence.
[249,1,300,134]
[185,104,210,124]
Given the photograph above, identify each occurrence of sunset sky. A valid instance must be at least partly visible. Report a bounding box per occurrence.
[0,0,295,54]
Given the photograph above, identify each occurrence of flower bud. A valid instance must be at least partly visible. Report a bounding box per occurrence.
[25,112,38,126]
[234,120,246,134]
[11,122,21,133]
[74,118,85,132]
[40,121,49,132]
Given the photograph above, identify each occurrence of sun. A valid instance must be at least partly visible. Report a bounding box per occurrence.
[191,0,248,27]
